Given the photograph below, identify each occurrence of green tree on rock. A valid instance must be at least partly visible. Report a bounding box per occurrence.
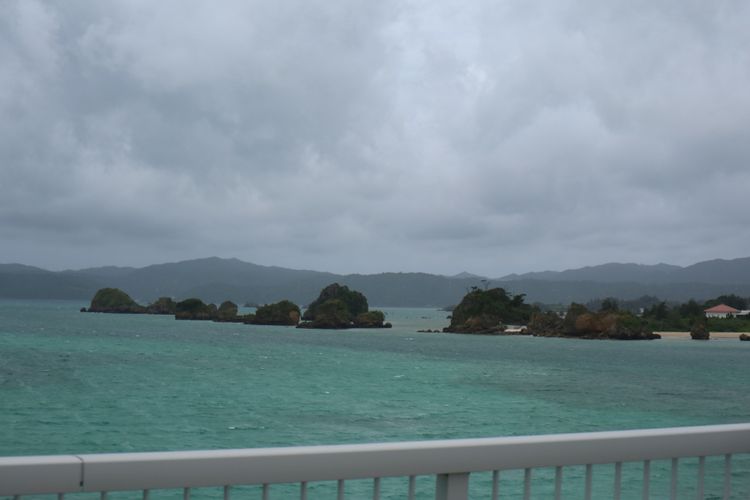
[298,283,387,329]
[302,283,368,321]
[88,288,144,313]
[600,297,619,312]
[175,298,215,320]
[704,294,748,311]
[216,301,239,321]
[445,287,536,334]
[254,300,301,325]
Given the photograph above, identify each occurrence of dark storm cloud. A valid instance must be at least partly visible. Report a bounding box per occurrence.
[1,0,749,275]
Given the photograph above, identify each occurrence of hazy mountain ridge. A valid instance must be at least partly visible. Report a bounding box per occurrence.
[497,279,750,305]
[63,266,137,278]
[499,262,681,283]
[0,264,105,299]
[0,263,56,275]
[2,257,750,306]
[448,271,485,280]
[678,257,750,284]
[498,259,750,285]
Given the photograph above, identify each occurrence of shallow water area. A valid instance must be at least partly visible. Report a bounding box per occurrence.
[1,300,749,498]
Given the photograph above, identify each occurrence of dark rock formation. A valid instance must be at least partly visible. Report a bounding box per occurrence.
[525,311,562,336]
[603,321,661,340]
[87,288,145,313]
[690,322,710,340]
[214,301,240,322]
[252,300,301,326]
[354,310,392,328]
[562,303,588,335]
[175,298,216,320]
[298,283,387,329]
[146,297,177,315]
[740,333,750,341]
[302,284,368,321]
[446,314,506,334]
[298,298,352,329]
[526,303,660,340]
[443,288,534,334]
[85,289,250,324]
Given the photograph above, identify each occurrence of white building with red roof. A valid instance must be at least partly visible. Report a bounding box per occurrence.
[704,304,740,318]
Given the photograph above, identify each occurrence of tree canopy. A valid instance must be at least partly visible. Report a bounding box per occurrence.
[445,287,536,333]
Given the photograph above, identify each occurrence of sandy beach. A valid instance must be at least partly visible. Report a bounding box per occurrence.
[655,331,746,341]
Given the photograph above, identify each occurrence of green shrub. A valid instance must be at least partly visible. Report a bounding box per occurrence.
[89,288,144,313]
[254,300,301,325]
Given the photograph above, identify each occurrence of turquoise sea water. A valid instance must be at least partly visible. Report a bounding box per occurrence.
[1,300,749,498]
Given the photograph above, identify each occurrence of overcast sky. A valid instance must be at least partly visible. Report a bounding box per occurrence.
[1,1,749,276]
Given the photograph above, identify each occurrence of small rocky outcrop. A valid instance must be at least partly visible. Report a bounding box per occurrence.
[446,314,507,334]
[298,298,352,329]
[740,333,750,341]
[252,300,301,326]
[602,321,660,340]
[298,283,388,329]
[443,288,533,334]
[302,284,368,320]
[87,288,145,313]
[146,297,177,315]
[526,304,660,340]
[690,322,710,340]
[354,310,391,328]
[214,301,243,322]
[175,298,216,320]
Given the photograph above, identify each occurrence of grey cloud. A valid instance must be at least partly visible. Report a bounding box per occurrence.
[1,0,749,275]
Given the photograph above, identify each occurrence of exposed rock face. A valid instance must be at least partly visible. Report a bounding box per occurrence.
[87,288,145,313]
[175,298,216,320]
[446,314,507,334]
[354,310,391,328]
[146,297,177,315]
[526,304,660,340]
[298,283,387,329]
[690,322,710,340]
[740,333,750,341]
[444,288,533,334]
[253,300,301,326]
[603,321,661,340]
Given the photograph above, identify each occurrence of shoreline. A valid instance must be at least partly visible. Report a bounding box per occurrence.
[655,331,746,341]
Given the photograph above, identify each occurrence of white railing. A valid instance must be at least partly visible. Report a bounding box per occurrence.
[1,423,749,499]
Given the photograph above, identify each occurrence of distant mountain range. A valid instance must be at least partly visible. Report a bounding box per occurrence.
[498,258,750,285]
[2,256,750,306]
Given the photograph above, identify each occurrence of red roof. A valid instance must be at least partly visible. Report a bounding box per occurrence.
[704,304,740,313]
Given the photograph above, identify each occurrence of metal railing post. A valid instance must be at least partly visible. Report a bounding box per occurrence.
[435,472,469,500]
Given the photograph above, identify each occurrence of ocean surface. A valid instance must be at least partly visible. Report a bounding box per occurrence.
[1,300,749,499]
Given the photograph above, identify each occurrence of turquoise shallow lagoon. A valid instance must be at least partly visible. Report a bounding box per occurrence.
[1,300,749,498]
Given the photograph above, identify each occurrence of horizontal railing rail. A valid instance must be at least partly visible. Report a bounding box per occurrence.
[2,423,749,498]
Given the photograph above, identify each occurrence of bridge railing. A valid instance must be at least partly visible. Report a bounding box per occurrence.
[2,423,749,499]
